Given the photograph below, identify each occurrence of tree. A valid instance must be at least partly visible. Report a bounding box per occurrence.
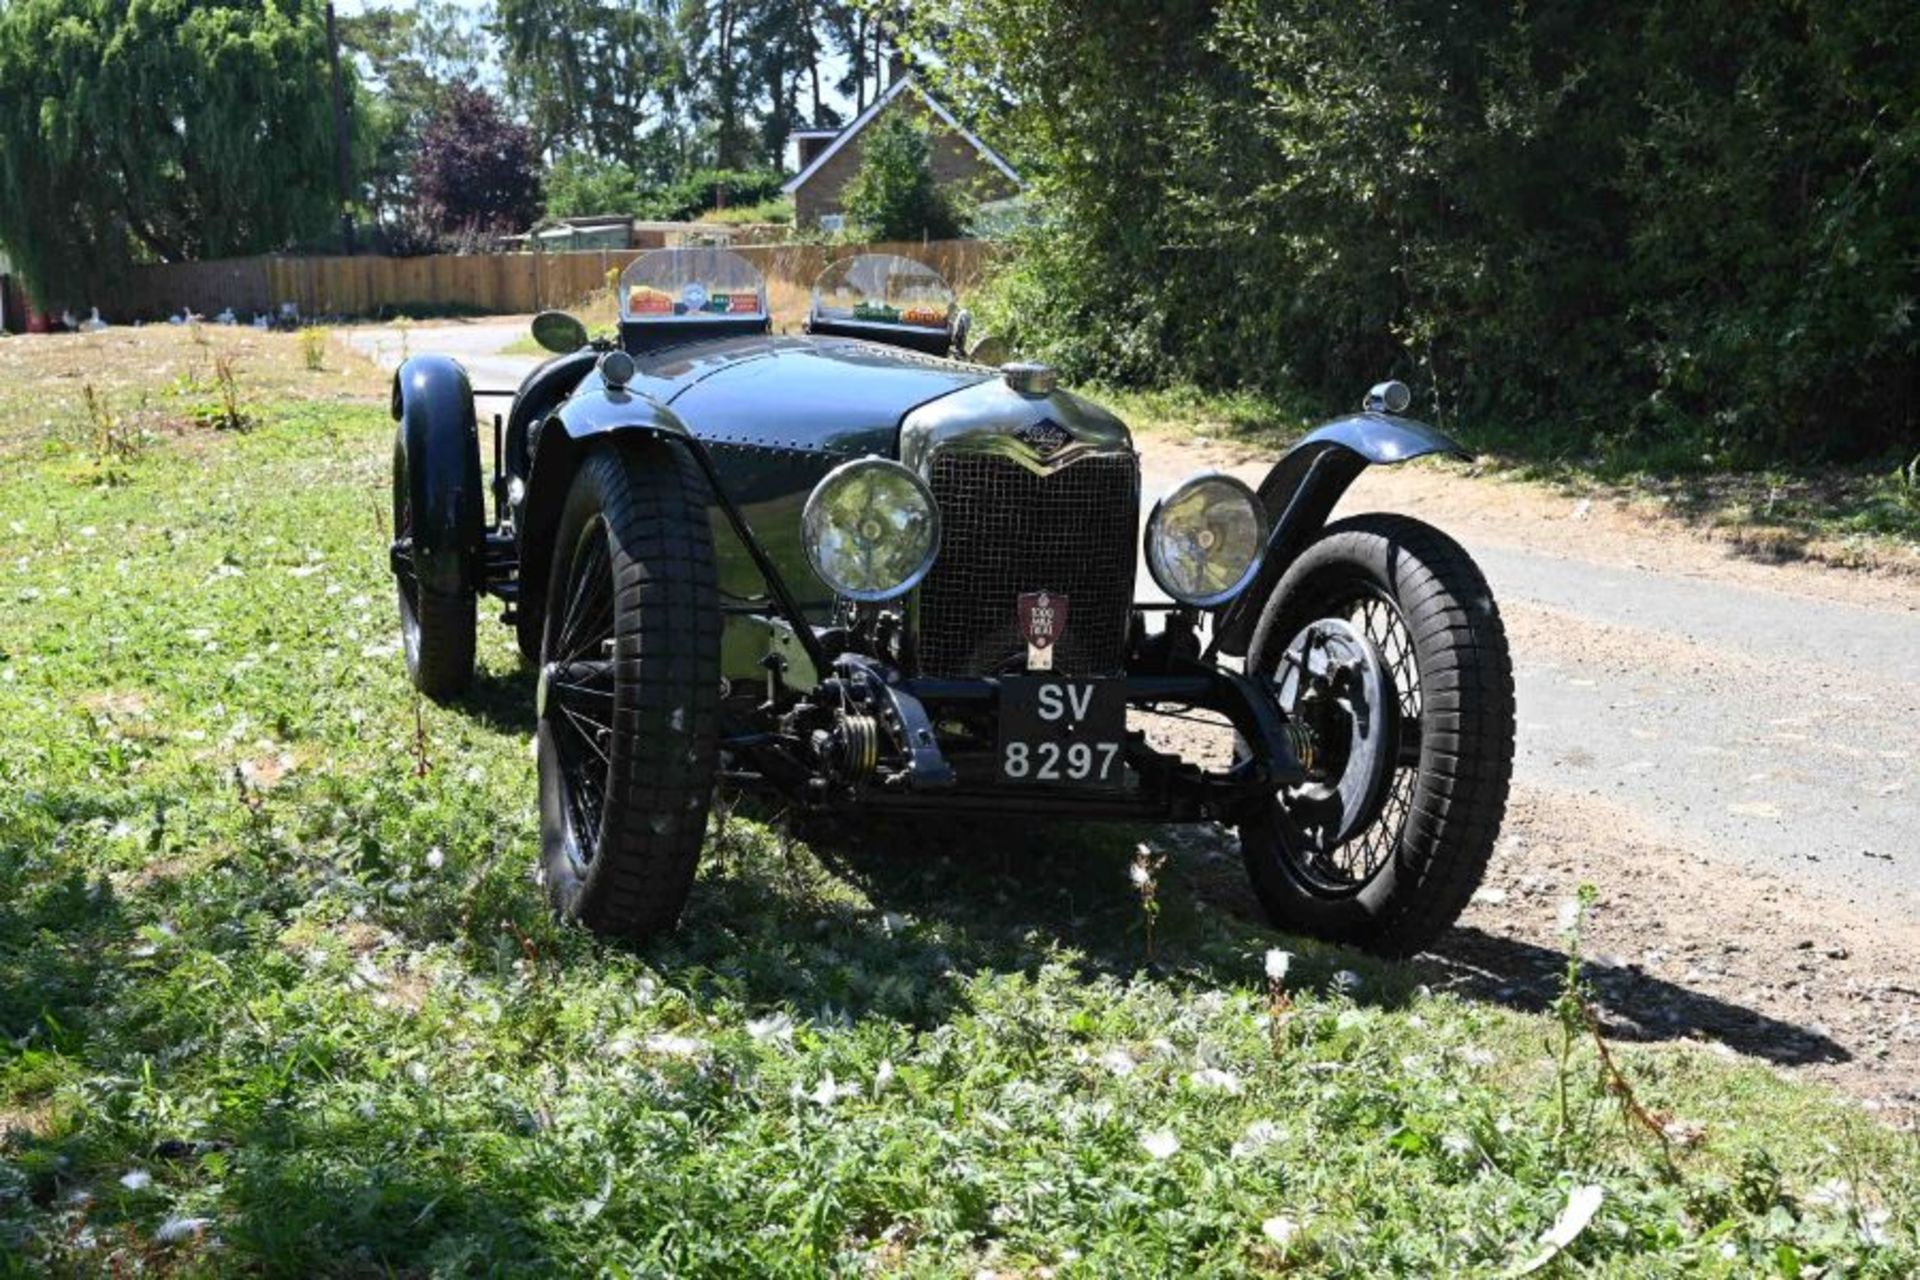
[501,0,875,180]
[0,0,346,305]
[411,86,543,236]
[497,0,685,178]
[915,0,1920,461]
[339,2,493,226]
[544,152,644,219]
[841,112,965,241]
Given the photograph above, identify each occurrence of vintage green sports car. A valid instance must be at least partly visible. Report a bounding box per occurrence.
[387,249,1515,954]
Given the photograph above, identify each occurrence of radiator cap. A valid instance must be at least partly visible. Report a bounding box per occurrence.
[1001,361,1057,396]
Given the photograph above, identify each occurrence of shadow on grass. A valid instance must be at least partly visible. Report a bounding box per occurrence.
[455,662,537,738]
[651,802,1854,1070]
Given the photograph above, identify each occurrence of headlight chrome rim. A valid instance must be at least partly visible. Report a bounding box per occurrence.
[801,457,941,603]
[1144,471,1270,607]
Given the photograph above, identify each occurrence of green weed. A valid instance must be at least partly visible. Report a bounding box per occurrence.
[298,327,328,373]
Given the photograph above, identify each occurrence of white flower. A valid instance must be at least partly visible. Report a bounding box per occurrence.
[874,1059,895,1093]
[747,1013,794,1043]
[1555,898,1584,936]
[1189,1067,1243,1095]
[119,1170,152,1191]
[1805,1178,1852,1209]
[798,1071,858,1108]
[1513,1184,1604,1272]
[424,846,444,872]
[1129,862,1151,888]
[1098,1049,1136,1077]
[1332,970,1362,994]
[1441,1132,1474,1158]
[642,1034,707,1059]
[1264,949,1293,982]
[1139,1129,1180,1159]
[154,1216,213,1244]
[1542,1184,1604,1250]
[1260,1216,1299,1247]
[406,1061,430,1086]
[1459,1046,1496,1068]
[1231,1120,1284,1158]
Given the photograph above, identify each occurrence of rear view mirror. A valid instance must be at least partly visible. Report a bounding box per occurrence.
[531,310,589,354]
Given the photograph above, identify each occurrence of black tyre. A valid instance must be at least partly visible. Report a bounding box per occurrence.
[1239,514,1514,955]
[392,443,477,699]
[535,441,719,941]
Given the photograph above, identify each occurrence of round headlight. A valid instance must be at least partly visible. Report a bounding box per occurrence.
[801,458,940,602]
[1144,473,1270,607]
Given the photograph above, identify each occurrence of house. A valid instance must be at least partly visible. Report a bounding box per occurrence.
[783,76,1021,231]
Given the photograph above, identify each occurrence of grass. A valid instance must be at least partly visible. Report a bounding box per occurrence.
[1,331,1917,1274]
[1096,383,1920,569]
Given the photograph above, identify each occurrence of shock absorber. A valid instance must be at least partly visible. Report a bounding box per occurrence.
[830,708,880,781]
[1284,721,1318,775]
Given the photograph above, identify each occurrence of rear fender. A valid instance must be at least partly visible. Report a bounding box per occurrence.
[517,386,695,618]
[392,355,484,596]
[1213,412,1468,657]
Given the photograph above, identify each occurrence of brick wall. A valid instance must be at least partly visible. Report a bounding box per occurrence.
[795,93,1018,227]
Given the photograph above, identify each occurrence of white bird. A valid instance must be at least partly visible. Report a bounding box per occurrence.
[214,307,237,326]
[81,307,107,332]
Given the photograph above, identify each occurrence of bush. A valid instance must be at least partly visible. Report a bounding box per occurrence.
[841,113,968,242]
[544,151,644,219]
[922,0,1920,463]
[640,169,787,222]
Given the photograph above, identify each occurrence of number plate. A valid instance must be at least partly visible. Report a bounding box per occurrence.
[997,677,1128,788]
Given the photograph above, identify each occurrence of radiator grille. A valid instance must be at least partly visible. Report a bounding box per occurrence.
[917,449,1139,677]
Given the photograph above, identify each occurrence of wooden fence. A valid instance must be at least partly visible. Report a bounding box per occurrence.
[111,240,998,323]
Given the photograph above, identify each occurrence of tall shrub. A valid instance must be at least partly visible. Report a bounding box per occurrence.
[921,0,1920,461]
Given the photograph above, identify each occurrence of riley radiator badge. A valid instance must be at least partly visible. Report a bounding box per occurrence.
[1017,590,1068,671]
[1012,418,1072,457]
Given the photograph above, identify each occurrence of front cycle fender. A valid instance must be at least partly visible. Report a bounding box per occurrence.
[1213,413,1469,658]
[392,355,484,598]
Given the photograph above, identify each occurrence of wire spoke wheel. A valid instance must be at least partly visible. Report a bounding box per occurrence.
[542,515,617,874]
[1238,514,1515,955]
[1267,589,1416,892]
[535,442,720,942]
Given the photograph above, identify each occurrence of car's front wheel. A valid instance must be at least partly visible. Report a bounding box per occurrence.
[535,441,719,941]
[1239,514,1515,956]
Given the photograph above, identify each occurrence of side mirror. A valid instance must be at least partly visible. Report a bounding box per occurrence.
[531,310,589,354]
